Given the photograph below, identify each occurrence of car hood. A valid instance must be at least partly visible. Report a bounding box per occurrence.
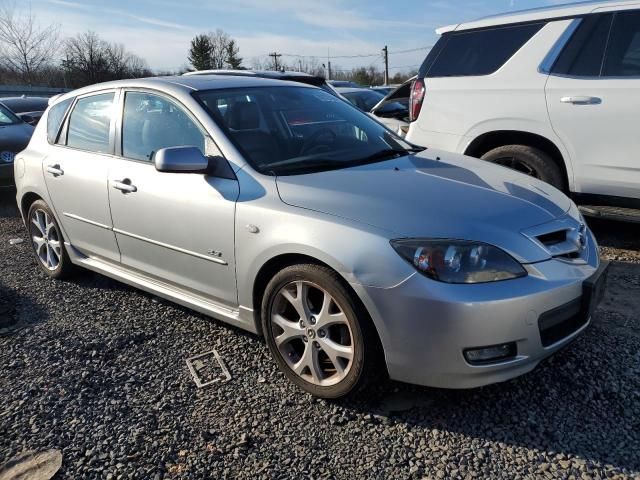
[276,149,573,263]
[0,122,34,152]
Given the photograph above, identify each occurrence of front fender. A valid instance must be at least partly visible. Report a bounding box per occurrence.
[234,199,415,311]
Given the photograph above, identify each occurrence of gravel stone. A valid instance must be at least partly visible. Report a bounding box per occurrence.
[1,194,639,479]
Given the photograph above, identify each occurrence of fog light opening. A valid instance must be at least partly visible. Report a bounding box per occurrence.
[464,342,517,365]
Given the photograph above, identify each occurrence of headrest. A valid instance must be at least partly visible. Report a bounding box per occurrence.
[227,101,260,130]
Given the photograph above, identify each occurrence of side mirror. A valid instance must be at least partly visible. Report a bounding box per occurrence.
[19,114,35,125]
[154,146,209,173]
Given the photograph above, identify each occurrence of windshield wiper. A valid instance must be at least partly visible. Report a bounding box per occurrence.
[355,148,413,165]
[272,158,347,176]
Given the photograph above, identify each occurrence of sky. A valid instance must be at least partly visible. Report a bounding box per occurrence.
[23,0,577,73]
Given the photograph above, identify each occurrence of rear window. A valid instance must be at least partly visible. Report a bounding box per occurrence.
[551,14,613,77]
[47,98,73,144]
[603,10,640,77]
[421,23,544,78]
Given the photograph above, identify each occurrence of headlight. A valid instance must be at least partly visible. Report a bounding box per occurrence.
[390,239,527,284]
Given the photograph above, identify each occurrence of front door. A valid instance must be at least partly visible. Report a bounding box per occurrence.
[546,11,640,200]
[43,91,120,262]
[107,90,239,307]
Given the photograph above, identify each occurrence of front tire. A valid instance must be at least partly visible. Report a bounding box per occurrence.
[27,200,75,279]
[261,264,379,399]
[481,145,564,191]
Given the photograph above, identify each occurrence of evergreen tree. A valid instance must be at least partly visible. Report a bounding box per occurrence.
[188,34,213,70]
[225,39,243,69]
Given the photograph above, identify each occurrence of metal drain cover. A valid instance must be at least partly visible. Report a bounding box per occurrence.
[186,349,231,388]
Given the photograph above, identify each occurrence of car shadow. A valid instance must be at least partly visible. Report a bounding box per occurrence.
[587,216,640,251]
[0,189,19,219]
[0,283,50,334]
[336,318,639,472]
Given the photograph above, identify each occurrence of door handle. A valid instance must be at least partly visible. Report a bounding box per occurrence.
[560,96,602,105]
[46,164,64,176]
[112,179,137,193]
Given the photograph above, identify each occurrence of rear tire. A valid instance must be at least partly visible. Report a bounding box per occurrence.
[481,145,564,191]
[261,264,381,399]
[27,200,75,279]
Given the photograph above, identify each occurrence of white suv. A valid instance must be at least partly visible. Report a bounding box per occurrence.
[405,0,640,221]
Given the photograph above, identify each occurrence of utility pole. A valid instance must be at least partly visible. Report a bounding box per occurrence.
[382,45,389,86]
[268,52,282,71]
[328,61,332,80]
[327,48,331,80]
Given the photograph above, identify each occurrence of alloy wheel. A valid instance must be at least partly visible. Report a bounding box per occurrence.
[29,209,62,271]
[270,280,354,387]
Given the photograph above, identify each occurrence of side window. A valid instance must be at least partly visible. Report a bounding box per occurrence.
[425,23,544,77]
[66,93,115,153]
[552,14,613,77]
[603,11,640,77]
[122,92,205,162]
[47,98,73,144]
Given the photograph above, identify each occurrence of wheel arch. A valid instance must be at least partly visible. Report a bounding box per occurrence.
[20,191,44,225]
[251,253,377,342]
[463,130,571,191]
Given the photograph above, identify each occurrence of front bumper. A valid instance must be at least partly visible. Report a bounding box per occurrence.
[0,163,14,188]
[351,234,605,389]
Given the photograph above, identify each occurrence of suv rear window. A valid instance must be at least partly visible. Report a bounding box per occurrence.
[551,14,613,77]
[421,23,544,78]
[603,11,640,77]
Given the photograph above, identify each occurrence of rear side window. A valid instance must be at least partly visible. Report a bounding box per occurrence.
[551,15,613,77]
[47,98,72,144]
[424,23,544,77]
[66,93,115,154]
[603,11,640,77]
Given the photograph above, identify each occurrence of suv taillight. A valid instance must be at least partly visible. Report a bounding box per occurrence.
[409,78,425,122]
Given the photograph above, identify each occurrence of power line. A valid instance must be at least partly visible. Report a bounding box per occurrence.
[389,46,432,54]
[276,46,432,60]
[388,64,420,70]
[280,52,380,59]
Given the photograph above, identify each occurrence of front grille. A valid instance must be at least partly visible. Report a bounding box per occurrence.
[538,298,588,347]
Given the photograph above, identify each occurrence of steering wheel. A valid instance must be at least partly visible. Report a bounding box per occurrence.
[300,128,338,156]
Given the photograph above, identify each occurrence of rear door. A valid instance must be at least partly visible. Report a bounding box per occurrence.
[546,11,640,200]
[43,91,120,262]
[107,90,239,307]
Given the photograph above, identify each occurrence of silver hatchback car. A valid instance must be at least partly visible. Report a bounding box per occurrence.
[14,76,608,398]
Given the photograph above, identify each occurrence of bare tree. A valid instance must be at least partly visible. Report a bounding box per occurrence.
[207,29,230,69]
[63,31,151,87]
[0,1,60,84]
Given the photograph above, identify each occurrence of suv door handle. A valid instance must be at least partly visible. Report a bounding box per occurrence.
[46,164,64,176]
[560,96,602,105]
[112,179,137,193]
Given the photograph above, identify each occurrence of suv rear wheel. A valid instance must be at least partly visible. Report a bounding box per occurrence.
[481,145,564,191]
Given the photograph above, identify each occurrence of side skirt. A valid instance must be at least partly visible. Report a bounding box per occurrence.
[65,243,258,334]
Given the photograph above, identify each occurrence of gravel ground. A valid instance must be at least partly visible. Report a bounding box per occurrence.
[1,190,639,480]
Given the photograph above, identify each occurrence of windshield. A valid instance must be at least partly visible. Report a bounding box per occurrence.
[0,103,21,126]
[195,86,422,176]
